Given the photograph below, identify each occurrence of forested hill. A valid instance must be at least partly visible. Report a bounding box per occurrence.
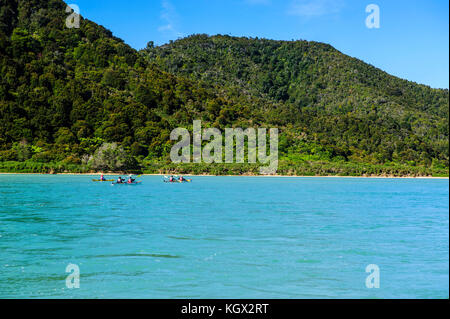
[0,0,275,167]
[0,0,448,176]
[145,34,448,118]
[144,35,448,145]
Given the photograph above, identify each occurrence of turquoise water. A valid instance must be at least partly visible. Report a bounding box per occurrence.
[0,175,448,299]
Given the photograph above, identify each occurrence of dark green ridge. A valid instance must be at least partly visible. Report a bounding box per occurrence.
[0,0,448,176]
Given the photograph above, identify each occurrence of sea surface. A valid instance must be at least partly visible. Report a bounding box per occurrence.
[0,175,448,299]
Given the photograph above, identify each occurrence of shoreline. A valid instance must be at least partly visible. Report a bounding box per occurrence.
[0,172,448,179]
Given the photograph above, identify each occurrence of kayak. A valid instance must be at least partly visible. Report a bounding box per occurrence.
[92,179,115,182]
[111,181,142,185]
[163,179,192,183]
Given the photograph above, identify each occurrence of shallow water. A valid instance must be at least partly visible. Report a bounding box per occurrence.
[0,175,448,298]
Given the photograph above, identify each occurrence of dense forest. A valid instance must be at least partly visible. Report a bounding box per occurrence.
[0,0,448,176]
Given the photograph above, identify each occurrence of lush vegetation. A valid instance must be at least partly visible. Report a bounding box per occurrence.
[0,0,448,176]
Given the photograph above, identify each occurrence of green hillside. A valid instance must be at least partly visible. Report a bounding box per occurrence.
[144,35,449,170]
[0,0,448,176]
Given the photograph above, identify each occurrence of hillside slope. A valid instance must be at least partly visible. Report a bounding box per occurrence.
[144,35,449,170]
[0,1,280,167]
[0,0,448,176]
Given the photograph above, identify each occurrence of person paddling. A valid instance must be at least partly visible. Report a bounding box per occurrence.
[179,176,184,182]
[116,176,124,184]
[169,175,174,182]
[127,174,135,184]
[100,173,105,181]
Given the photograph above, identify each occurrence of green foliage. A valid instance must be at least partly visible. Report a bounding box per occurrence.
[0,1,448,176]
[12,140,31,161]
[0,149,17,161]
[89,142,138,172]
[54,127,76,144]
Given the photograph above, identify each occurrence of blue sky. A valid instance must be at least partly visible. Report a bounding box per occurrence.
[69,0,449,89]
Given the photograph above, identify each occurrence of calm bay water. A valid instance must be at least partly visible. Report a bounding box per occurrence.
[0,175,448,298]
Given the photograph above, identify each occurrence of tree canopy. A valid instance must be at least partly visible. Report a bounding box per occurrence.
[0,0,448,176]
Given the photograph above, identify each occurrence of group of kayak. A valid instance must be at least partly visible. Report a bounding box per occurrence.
[92,174,140,185]
[93,174,192,184]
